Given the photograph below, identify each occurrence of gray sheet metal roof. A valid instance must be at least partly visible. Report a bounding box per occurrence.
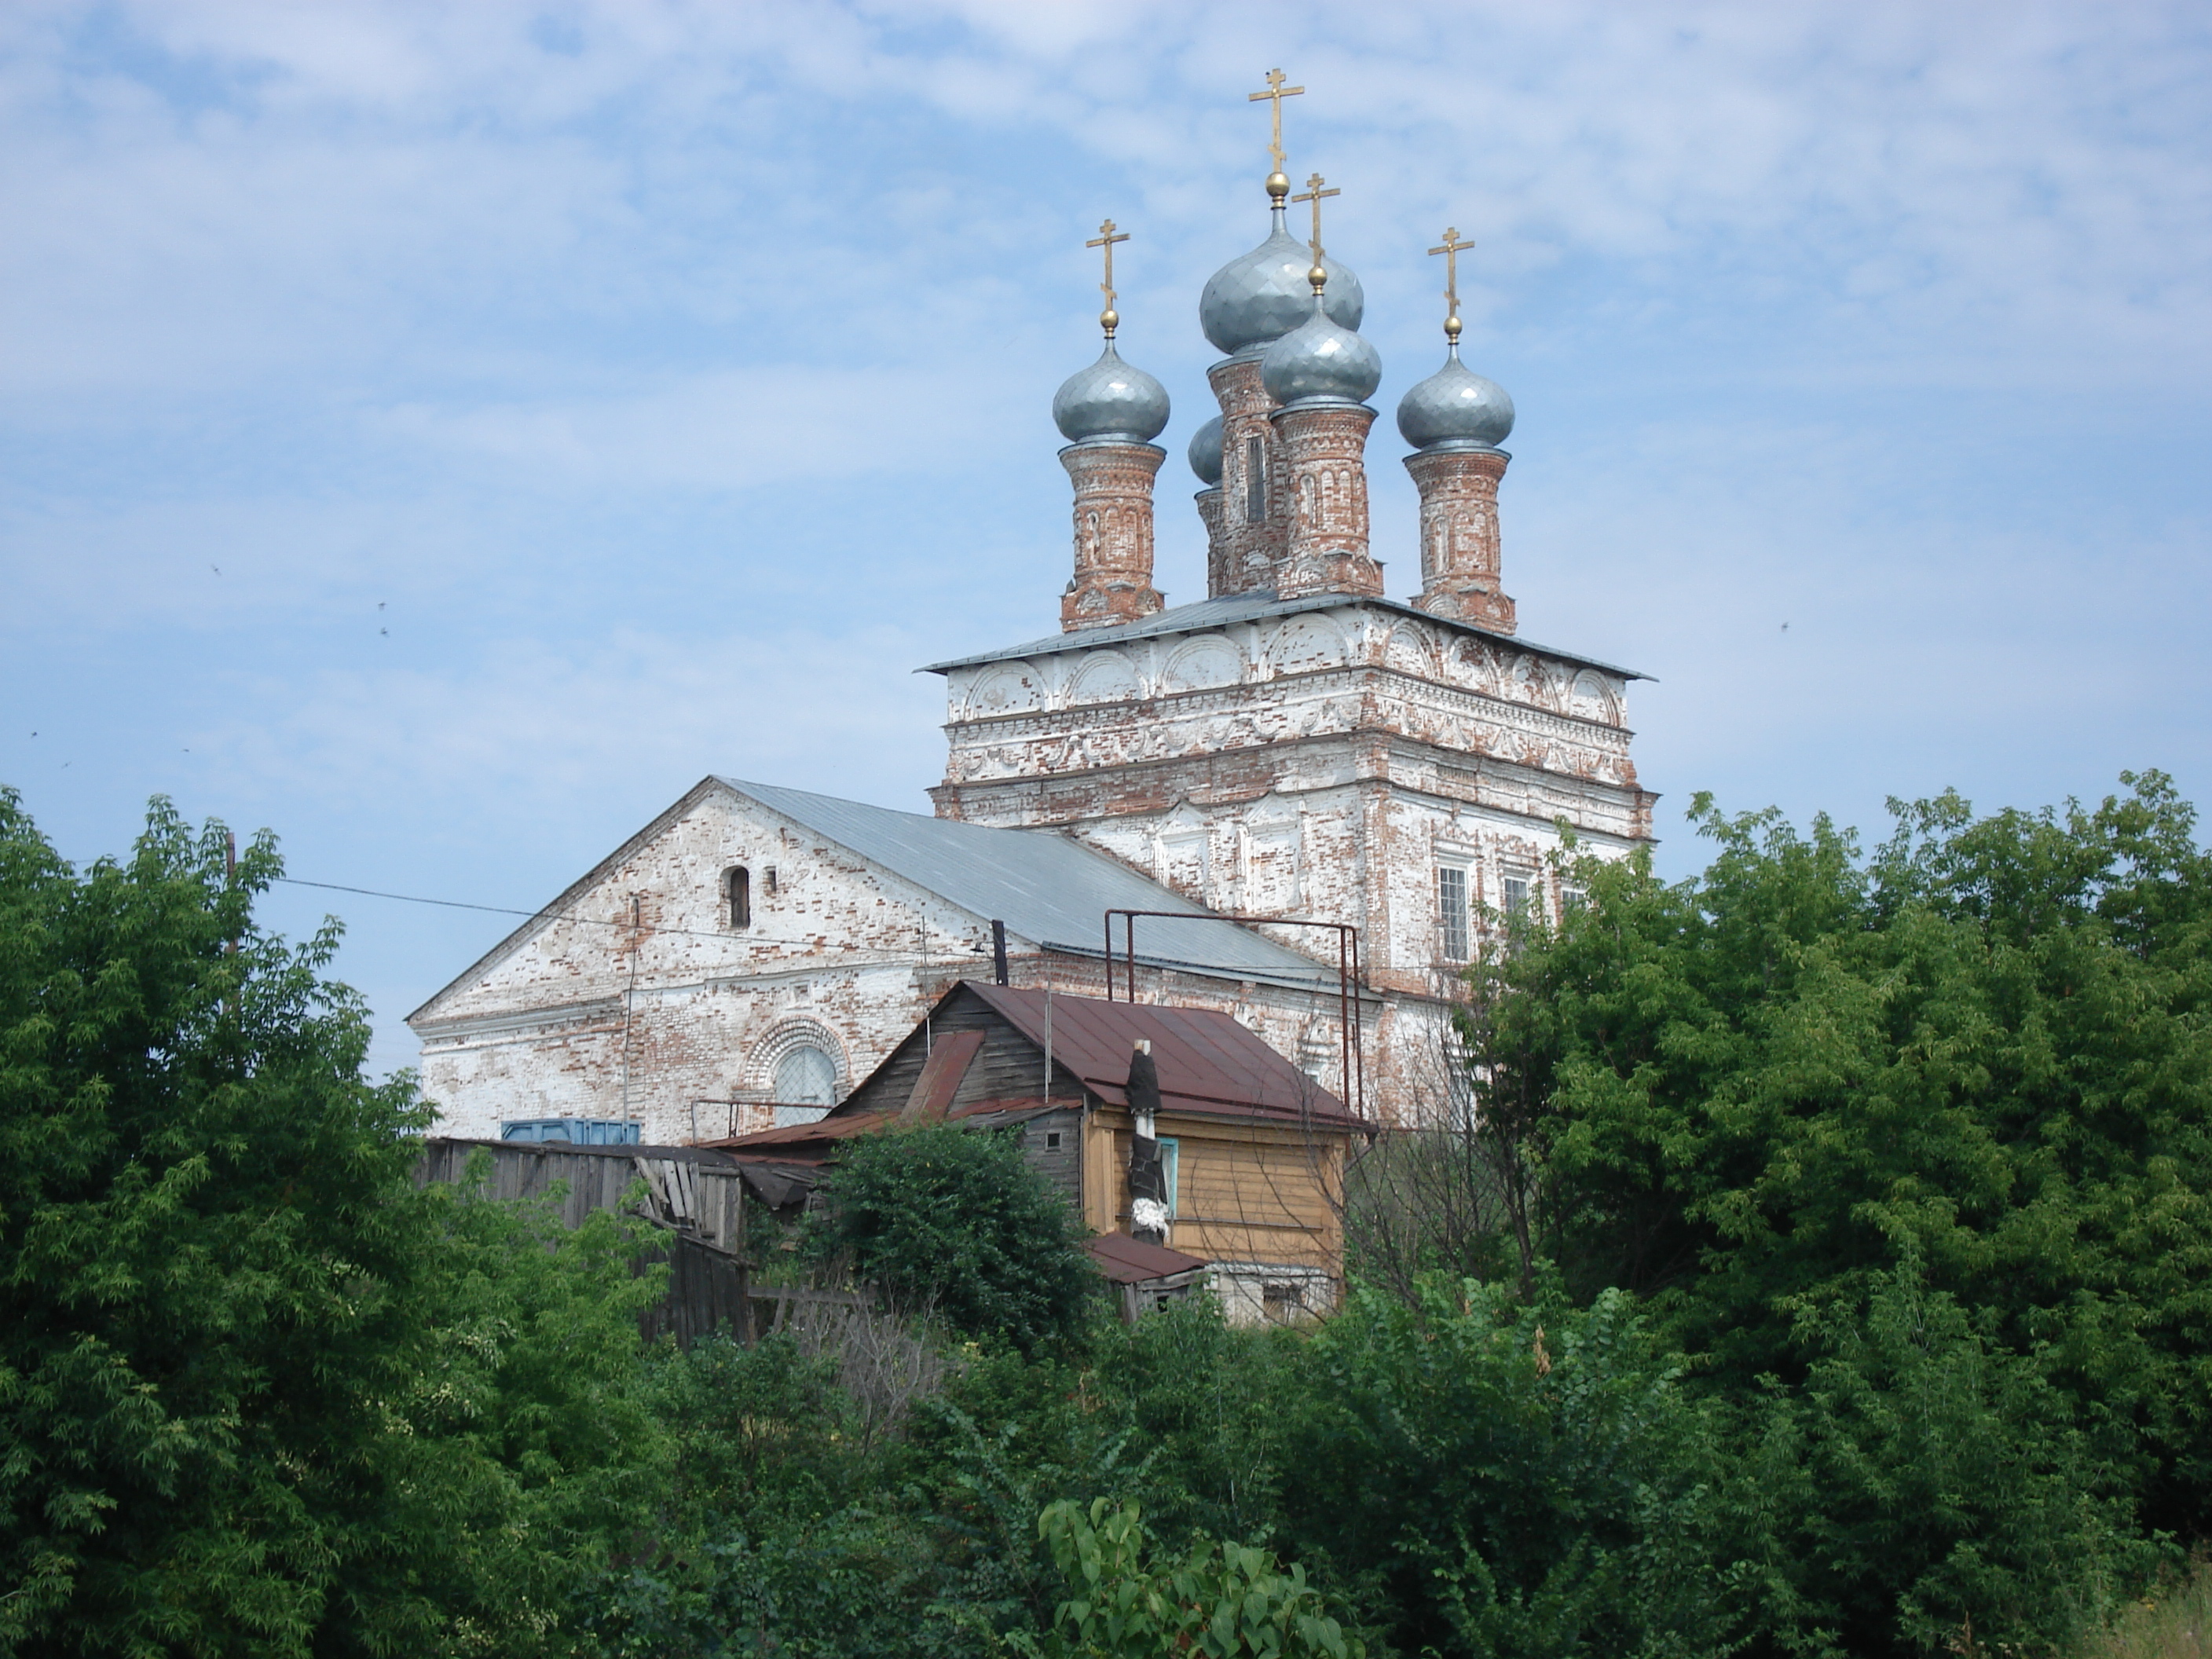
[918,590,1650,682]
[718,778,1335,987]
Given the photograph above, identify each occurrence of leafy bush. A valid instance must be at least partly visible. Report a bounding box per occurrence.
[1278,1274,1749,1659]
[808,1121,1099,1353]
[1734,1254,2160,1658]
[1019,1497,1362,1659]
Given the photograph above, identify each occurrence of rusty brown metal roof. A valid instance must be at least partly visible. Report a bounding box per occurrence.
[961,983,1357,1128]
[701,1095,1051,1156]
[1082,1232,1210,1284]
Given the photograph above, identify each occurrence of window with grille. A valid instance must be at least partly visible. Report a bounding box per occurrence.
[772,1045,836,1127]
[1437,864,1470,961]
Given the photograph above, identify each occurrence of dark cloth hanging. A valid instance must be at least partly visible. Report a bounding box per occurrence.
[1126,1042,1167,1243]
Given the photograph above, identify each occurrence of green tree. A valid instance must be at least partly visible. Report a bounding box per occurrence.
[1456,771,2212,1649]
[808,1122,1099,1354]
[0,792,666,1656]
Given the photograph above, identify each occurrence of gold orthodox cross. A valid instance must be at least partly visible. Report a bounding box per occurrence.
[1247,68,1304,175]
[1086,218,1130,335]
[1430,226,1476,337]
[1293,172,1340,259]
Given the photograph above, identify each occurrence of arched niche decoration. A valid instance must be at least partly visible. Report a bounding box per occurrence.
[1265,615,1348,676]
[967,663,1042,719]
[1162,636,1243,693]
[1569,670,1618,725]
[1066,650,1144,707]
[1383,622,1437,679]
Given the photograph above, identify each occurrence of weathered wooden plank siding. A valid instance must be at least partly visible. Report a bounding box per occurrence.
[1017,1108,1083,1205]
[414,1138,751,1344]
[1097,1112,1345,1273]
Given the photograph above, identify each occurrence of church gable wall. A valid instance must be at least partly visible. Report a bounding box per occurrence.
[413,786,1005,1148]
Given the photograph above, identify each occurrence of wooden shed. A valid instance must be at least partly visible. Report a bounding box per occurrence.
[412,1137,830,1346]
[709,981,1366,1320]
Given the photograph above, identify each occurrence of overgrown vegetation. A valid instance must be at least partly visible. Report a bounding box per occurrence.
[806,1117,1099,1353]
[0,792,669,1654]
[2,775,2207,1657]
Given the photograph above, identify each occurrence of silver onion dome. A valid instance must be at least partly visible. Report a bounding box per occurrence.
[1188,414,1224,485]
[1261,293,1382,407]
[1052,342,1170,445]
[1397,344,1514,450]
[1200,210,1364,357]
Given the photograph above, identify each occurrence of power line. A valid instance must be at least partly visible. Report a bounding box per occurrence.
[271,874,991,956]
[277,877,547,921]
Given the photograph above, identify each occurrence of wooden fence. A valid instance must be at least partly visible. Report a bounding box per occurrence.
[415,1137,848,1346]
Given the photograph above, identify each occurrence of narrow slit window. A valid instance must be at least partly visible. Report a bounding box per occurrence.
[1437,865,1469,961]
[1244,435,1265,523]
[726,866,751,930]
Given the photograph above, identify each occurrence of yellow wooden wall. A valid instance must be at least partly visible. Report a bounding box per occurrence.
[1079,1106,1345,1278]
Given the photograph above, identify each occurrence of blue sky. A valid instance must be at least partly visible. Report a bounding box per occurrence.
[4,1,2208,1079]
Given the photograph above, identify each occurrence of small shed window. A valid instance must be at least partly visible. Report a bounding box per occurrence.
[1437,864,1470,961]
[726,866,751,930]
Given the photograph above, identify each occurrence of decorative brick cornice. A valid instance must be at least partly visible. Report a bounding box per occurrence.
[1060,440,1166,632]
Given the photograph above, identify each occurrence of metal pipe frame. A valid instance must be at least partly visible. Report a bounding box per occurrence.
[1101,909,1364,1122]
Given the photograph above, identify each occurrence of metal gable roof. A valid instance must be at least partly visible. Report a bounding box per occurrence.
[961,983,1357,1127]
[918,590,1650,682]
[716,778,1334,988]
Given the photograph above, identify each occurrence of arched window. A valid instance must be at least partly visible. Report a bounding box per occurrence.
[725,866,750,930]
[772,1045,837,1127]
[1243,435,1266,523]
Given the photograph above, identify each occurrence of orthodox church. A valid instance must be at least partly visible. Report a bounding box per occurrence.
[408,84,1654,1143]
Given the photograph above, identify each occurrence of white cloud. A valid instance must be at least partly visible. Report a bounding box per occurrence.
[2,0,2203,415]
[200,621,950,827]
